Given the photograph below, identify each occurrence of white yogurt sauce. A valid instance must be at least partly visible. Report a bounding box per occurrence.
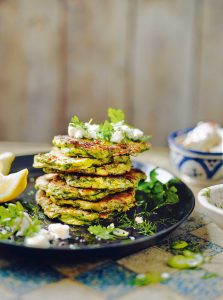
[177,122,223,152]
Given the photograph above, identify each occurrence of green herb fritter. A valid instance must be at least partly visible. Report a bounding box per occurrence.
[53,135,149,159]
[48,189,135,213]
[36,190,111,225]
[62,168,146,190]
[35,174,126,201]
[33,150,131,174]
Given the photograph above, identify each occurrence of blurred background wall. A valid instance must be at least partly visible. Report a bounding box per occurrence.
[0,0,222,146]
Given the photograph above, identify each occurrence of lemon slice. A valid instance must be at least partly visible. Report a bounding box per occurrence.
[0,152,15,175]
[0,169,28,203]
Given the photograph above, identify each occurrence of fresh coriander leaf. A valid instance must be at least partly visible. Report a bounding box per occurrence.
[108,108,125,124]
[137,180,153,192]
[99,120,114,141]
[70,115,84,127]
[88,224,116,240]
[136,168,179,213]
[150,168,158,182]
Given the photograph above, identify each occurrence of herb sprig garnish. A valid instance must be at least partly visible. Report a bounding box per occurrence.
[136,169,180,212]
[69,108,150,143]
[117,213,157,236]
[108,107,125,123]
[98,120,114,141]
[70,115,85,128]
[88,224,129,240]
[0,202,40,240]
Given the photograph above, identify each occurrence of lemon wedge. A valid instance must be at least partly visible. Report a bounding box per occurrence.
[0,168,28,203]
[0,152,15,175]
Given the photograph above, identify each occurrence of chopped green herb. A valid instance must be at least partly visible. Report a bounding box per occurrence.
[171,240,189,250]
[88,224,129,240]
[167,253,204,269]
[70,115,84,128]
[28,190,35,196]
[0,202,41,240]
[202,188,211,199]
[130,272,169,287]
[167,240,206,270]
[137,169,179,212]
[98,120,114,141]
[117,213,157,236]
[108,107,125,124]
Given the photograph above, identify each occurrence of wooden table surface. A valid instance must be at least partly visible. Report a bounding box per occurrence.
[0,142,222,300]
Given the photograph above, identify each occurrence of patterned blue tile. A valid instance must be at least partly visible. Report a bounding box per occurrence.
[0,261,64,295]
[159,232,223,256]
[169,213,211,237]
[163,269,223,300]
[75,261,136,300]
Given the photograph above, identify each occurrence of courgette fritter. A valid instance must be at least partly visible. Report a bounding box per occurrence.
[49,189,135,213]
[42,160,132,176]
[36,190,111,225]
[53,135,149,159]
[33,150,131,174]
[35,174,125,201]
[62,168,146,190]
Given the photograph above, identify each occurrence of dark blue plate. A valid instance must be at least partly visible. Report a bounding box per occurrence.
[0,155,195,262]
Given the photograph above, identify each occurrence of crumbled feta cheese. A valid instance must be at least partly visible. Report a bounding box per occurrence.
[85,123,100,139]
[68,125,85,139]
[110,130,124,143]
[48,223,70,240]
[68,118,146,142]
[127,128,144,140]
[25,234,50,248]
[135,216,143,224]
[112,121,124,128]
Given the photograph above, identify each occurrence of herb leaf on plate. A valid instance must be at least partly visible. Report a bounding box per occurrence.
[136,168,179,211]
[88,224,129,240]
[0,202,40,240]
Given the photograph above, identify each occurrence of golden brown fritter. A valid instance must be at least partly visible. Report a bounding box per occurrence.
[53,135,149,159]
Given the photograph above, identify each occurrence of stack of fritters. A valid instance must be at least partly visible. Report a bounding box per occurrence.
[33,135,148,225]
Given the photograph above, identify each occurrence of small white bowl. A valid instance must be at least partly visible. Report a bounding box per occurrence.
[198,184,223,229]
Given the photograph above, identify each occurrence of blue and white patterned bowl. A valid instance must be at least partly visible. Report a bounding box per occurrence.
[168,128,223,185]
[198,184,223,229]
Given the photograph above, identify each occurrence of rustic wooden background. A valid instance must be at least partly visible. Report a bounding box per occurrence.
[0,0,222,146]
